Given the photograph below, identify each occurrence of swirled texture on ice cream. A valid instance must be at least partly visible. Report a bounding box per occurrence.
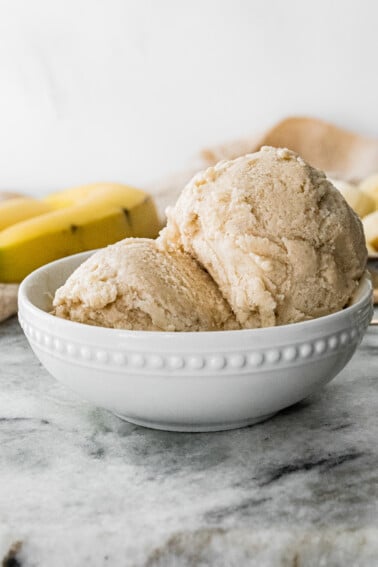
[52,238,239,331]
[159,147,367,328]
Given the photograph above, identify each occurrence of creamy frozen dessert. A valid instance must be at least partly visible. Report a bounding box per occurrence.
[53,147,367,332]
[52,238,239,331]
[159,146,367,328]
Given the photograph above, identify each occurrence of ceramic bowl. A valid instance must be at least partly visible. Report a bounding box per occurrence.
[18,251,373,432]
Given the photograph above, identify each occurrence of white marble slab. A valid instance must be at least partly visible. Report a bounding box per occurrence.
[0,316,377,566]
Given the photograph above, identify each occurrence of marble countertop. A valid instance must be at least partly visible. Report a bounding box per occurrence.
[0,316,377,567]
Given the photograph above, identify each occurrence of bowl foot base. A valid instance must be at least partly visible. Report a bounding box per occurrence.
[113,412,277,432]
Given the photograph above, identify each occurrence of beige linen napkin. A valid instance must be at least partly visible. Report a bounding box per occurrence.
[0,284,18,323]
[201,116,378,181]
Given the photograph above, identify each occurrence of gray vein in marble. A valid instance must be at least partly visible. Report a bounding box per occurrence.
[0,316,377,566]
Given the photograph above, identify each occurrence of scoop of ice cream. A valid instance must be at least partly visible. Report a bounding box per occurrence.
[159,146,367,328]
[52,238,239,331]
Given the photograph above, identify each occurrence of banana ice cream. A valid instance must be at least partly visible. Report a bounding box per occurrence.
[52,238,239,331]
[53,147,367,332]
[159,146,367,328]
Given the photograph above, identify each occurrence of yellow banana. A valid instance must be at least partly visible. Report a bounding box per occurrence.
[0,184,160,282]
[0,197,52,231]
[44,182,108,209]
[330,179,375,218]
[362,211,378,251]
[360,174,378,208]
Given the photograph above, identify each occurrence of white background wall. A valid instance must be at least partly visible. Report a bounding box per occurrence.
[0,0,377,195]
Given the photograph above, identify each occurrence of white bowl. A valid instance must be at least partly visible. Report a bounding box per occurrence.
[18,251,373,432]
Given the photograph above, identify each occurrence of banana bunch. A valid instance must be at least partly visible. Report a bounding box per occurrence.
[330,176,378,254]
[0,184,160,282]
